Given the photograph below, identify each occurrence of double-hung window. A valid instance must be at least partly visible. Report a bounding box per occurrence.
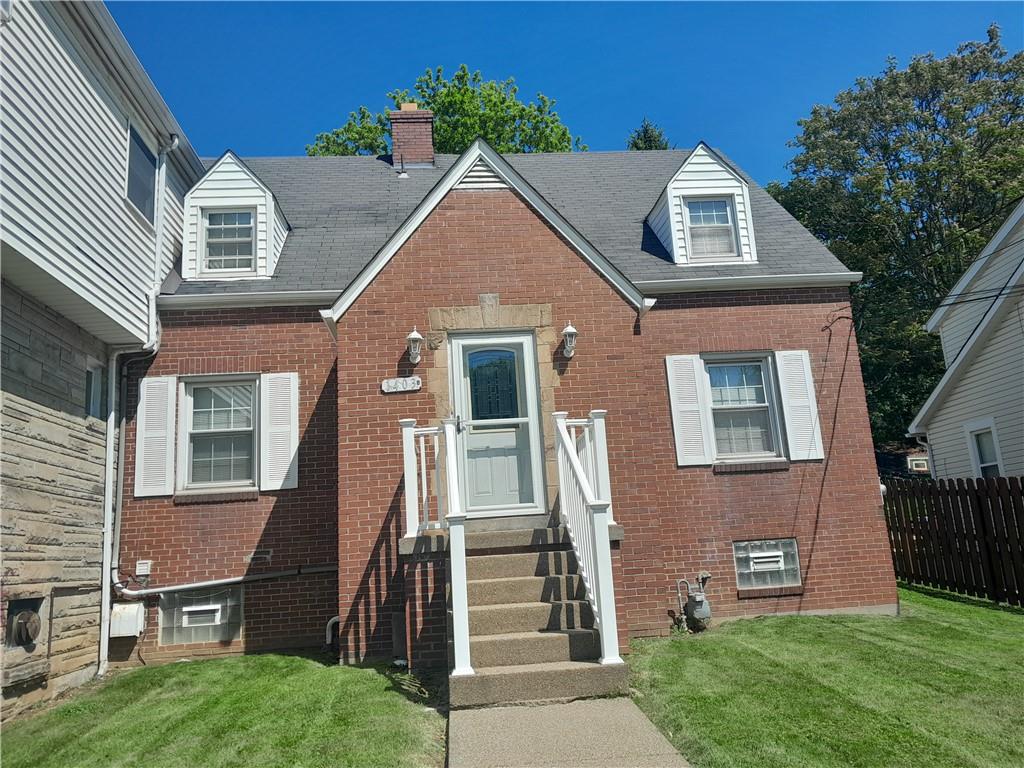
[203,210,255,273]
[967,425,1002,479]
[185,380,256,488]
[707,361,778,458]
[685,199,737,261]
[126,125,157,224]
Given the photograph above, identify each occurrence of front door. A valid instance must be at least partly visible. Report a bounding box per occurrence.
[450,333,546,516]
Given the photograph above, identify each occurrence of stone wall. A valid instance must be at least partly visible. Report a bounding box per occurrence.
[1,280,108,719]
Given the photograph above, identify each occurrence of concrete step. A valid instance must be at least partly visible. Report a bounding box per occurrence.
[470,629,600,667]
[468,575,587,606]
[464,514,558,532]
[466,550,578,581]
[449,660,629,708]
[469,601,594,635]
[465,526,570,553]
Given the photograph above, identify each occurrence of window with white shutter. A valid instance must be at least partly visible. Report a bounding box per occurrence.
[666,350,823,465]
[774,350,824,461]
[134,376,177,497]
[259,372,299,490]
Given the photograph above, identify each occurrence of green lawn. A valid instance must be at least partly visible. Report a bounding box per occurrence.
[2,654,445,768]
[630,587,1024,768]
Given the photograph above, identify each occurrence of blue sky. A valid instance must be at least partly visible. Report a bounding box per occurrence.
[110,1,1021,184]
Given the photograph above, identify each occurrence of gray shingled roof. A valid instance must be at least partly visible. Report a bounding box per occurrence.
[171,149,848,297]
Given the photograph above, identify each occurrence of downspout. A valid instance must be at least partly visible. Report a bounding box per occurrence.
[144,134,178,351]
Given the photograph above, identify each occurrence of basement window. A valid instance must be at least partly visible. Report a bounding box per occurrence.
[159,586,242,645]
[733,539,801,589]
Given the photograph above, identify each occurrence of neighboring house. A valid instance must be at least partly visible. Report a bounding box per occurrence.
[0,0,202,717]
[111,105,898,705]
[909,199,1024,480]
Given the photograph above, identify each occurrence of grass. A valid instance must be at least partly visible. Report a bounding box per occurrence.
[1,653,445,768]
[630,587,1024,768]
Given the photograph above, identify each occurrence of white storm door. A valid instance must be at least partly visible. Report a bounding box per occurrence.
[451,333,546,516]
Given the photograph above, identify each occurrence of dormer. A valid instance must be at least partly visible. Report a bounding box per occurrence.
[647,142,757,266]
[181,151,289,280]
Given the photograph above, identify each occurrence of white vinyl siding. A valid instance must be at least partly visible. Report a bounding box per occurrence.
[0,1,187,343]
[652,144,757,265]
[935,218,1024,366]
[925,297,1024,479]
[182,153,288,280]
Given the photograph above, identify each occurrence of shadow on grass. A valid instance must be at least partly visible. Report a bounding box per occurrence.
[899,581,1024,616]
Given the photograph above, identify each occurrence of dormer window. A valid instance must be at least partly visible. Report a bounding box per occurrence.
[685,199,737,261]
[202,209,255,274]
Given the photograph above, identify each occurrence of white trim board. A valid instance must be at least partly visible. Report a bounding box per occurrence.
[909,257,1024,436]
[635,272,862,293]
[926,198,1024,332]
[158,290,339,309]
[323,138,645,323]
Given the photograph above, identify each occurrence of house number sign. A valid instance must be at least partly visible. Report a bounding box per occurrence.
[381,376,422,394]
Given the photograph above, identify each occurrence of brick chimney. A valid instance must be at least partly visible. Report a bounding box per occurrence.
[389,102,434,167]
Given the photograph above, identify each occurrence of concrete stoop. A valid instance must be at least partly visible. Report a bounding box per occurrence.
[451,524,627,709]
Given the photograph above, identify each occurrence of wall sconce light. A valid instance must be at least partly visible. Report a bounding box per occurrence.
[406,327,424,364]
[562,323,578,359]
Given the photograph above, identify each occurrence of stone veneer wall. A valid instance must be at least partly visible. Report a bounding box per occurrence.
[1,280,108,719]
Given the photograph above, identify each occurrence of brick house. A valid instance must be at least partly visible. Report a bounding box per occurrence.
[109,106,897,705]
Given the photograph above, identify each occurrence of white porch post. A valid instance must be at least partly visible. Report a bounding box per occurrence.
[592,500,623,665]
[400,418,418,538]
[443,417,474,676]
[589,409,614,524]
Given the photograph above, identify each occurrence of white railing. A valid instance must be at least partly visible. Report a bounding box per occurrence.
[399,418,473,676]
[553,410,622,665]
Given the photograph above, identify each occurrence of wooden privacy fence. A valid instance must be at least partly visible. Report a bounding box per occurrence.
[882,476,1024,606]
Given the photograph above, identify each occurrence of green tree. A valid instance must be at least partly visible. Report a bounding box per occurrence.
[626,117,670,150]
[767,25,1024,446]
[307,65,586,156]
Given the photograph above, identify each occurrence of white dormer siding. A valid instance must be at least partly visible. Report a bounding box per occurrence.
[182,152,288,280]
[649,144,757,266]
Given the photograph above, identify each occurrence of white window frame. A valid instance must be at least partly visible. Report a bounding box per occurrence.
[85,358,104,419]
[125,121,157,227]
[681,195,741,264]
[199,207,258,277]
[964,417,1004,479]
[177,376,259,492]
[182,604,222,627]
[733,538,802,590]
[702,354,786,462]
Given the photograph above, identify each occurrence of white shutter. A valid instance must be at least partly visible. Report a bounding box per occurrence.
[666,355,714,466]
[260,372,299,490]
[775,350,824,461]
[134,376,177,497]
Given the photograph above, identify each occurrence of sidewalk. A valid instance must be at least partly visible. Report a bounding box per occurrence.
[448,698,691,768]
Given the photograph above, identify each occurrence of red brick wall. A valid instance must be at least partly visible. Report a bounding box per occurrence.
[335,188,897,661]
[115,307,339,661]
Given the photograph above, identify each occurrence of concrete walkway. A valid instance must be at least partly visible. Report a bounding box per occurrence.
[448,698,690,768]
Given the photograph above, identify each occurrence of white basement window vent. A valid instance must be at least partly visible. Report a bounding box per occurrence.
[182,604,222,627]
[733,539,801,589]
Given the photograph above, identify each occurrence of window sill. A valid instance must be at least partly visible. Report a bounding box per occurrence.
[173,488,259,505]
[737,585,804,599]
[713,458,790,474]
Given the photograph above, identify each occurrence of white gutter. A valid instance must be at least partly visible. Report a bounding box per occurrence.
[634,271,863,294]
[113,563,337,598]
[157,290,341,310]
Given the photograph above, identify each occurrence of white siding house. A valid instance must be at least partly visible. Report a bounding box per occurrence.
[0,0,201,717]
[909,200,1024,479]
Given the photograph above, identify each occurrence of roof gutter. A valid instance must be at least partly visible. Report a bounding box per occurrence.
[635,271,862,294]
[157,290,341,309]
